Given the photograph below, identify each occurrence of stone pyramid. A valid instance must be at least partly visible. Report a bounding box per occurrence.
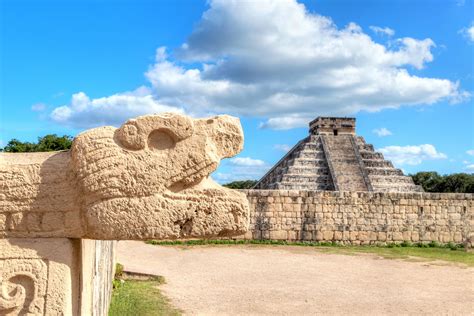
[254,117,423,192]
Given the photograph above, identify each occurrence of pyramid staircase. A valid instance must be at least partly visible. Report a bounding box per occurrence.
[254,117,422,192]
[254,135,334,191]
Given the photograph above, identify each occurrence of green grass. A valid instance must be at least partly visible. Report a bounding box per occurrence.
[109,277,181,316]
[147,239,474,267]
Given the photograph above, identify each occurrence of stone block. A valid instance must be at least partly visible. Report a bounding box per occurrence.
[42,212,64,232]
[349,231,358,240]
[303,231,313,240]
[8,212,26,231]
[315,231,324,241]
[358,231,368,241]
[323,231,334,241]
[287,231,298,240]
[269,230,287,240]
[378,232,387,241]
[454,232,463,243]
[392,232,403,241]
[27,213,42,231]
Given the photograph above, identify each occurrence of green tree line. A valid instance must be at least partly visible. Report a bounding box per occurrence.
[410,171,474,193]
[0,134,73,152]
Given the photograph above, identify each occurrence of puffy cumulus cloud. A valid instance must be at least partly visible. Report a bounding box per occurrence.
[51,87,182,128]
[379,144,447,166]
[369,26,395,37]
[373,127,393,137]
[467,149,474,156]
[229,157,266,167]
[50,0,468,129]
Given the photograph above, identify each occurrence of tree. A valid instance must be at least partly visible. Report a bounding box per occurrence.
[1,134,73,152]
[411,171,474,193]
[437,173,474,193]
[223,180,258,189]
[36,134,73,151]
[411,171,443,192]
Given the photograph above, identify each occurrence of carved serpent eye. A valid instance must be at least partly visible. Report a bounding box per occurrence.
[147,129,176,151]
[115,122,145,150]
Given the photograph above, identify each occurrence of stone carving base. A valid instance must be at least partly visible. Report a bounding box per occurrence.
[0,238,116,316]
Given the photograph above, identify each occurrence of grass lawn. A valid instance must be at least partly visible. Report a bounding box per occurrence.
[147,239,474,267]
[109,277,181,316]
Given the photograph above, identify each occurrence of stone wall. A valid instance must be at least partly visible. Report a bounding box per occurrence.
[239,190,473,246]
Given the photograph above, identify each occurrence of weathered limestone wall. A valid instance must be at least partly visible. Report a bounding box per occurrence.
[239,190,473,246]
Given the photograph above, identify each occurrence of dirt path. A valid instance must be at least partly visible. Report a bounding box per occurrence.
[117,241,474,315]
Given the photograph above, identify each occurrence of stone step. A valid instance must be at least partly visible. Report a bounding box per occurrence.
[281,174,332,183]
[365,167,403,176]
[296,151,326,159]
[369,175,415,184]
[362,159,393,168]
[276,182,334,191]
[286,158,328,167]
[360,151,384,160]
[371,183,424,192]
[322,135,369,192]
[299,142,323,150]
[281,165,330,175]
[358,144,375,152]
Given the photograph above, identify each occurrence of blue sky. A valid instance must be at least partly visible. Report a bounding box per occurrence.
[1,0,473,182]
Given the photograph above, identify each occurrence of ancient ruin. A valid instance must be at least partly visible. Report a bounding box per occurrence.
[0,113,472,315]
[254,117,422,192]
[0,113,250,315]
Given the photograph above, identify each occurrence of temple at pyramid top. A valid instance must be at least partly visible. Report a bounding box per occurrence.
[254,116,422,192]
[309,117,356,135]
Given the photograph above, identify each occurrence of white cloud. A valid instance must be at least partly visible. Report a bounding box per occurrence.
[379,144,447,166]
[50,0,468,129]
[229,157,266,167]
[460,23,474,42]
[259,116,309,130]
[213,156,269,183]
[31,103,46,112]
[369,26,395,37]
[466,149,474,156]
[274,144,292,152]
[373,127,393,137]
[50,88,182,128]
[465,164,474,172]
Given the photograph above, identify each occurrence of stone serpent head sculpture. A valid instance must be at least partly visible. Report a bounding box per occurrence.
[0,113,249,240]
